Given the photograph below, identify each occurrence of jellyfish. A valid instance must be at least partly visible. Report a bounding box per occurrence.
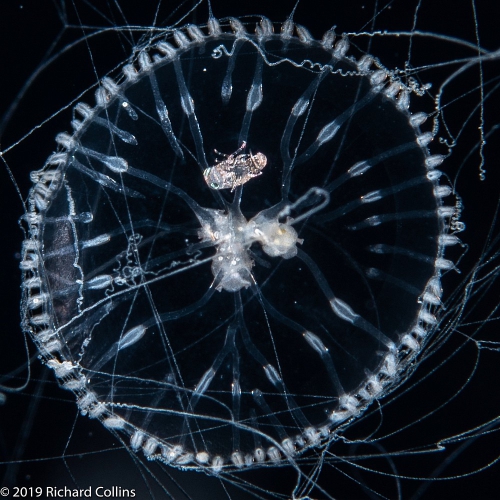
[1,1,499,499]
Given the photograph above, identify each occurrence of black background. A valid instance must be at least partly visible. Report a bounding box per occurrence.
[1,1,499,499]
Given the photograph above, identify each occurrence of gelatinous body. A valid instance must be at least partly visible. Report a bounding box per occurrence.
[18,15,460,474]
